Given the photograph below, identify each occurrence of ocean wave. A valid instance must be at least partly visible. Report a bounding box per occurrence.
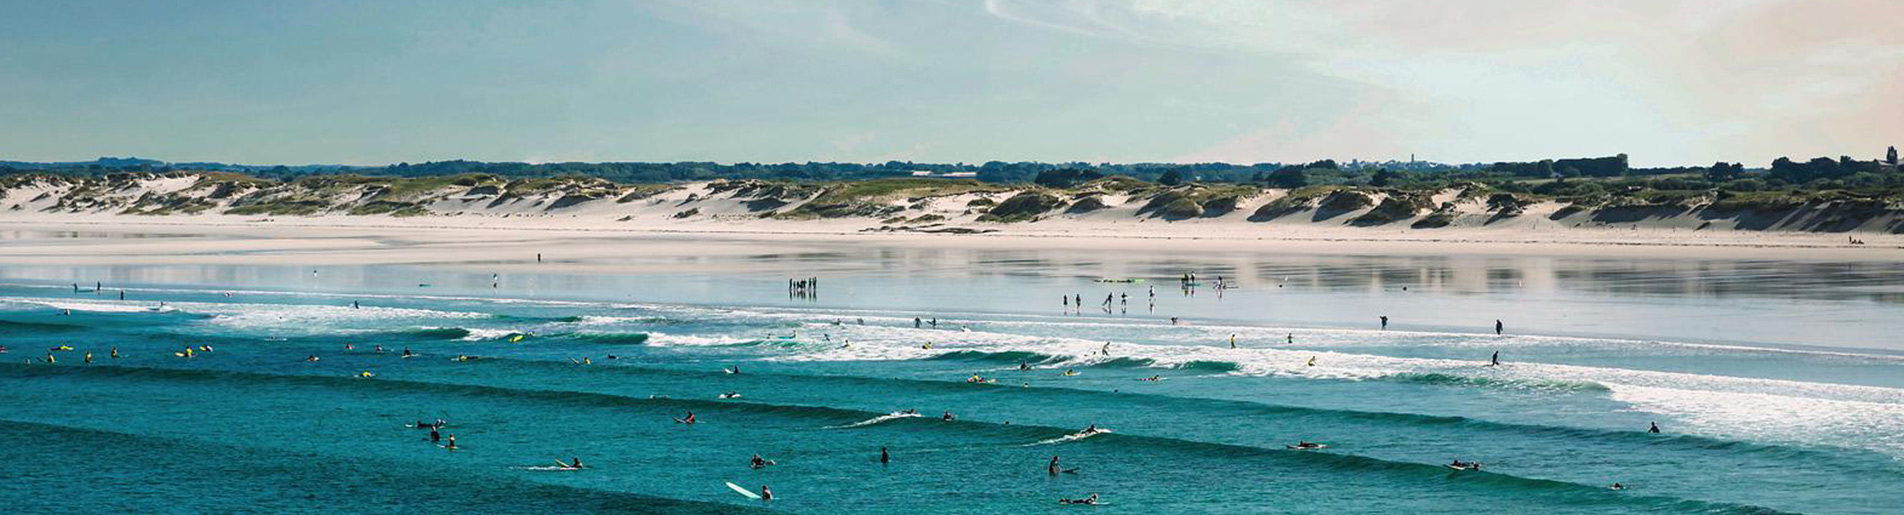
[0,319,88,332]
[826,411,922,429]
[568,332,651,345]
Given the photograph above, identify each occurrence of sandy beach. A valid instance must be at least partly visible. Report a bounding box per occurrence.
[2,212,1900,273]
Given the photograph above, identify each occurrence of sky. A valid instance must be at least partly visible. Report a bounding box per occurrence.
[0,0,1898,167]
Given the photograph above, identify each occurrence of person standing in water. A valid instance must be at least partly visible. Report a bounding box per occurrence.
[760,485,773,501]
[1495,319,1504,335]
[879,446,890,464]
[1230,333,1237,349]
[1649,422,1661,433]
[914,317,922,328]
[1380,316,1389,330]
[1490,351,1500,366]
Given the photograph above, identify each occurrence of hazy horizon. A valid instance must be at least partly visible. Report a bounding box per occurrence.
[2,0,1898,168]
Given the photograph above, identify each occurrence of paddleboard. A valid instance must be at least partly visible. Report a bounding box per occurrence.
[725,482,761,499]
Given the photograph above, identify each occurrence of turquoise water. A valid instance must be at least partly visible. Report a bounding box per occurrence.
[3,247,1904,514]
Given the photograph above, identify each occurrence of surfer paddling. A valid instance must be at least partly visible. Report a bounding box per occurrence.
[1058,493,1099,505]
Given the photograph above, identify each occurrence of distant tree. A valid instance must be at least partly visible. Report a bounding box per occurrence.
[1704,162,1743,182]
[1369,168,1394,187]
[1033,168,1103,188]
[1265,167,1307,188]
[1157,169,1185,186]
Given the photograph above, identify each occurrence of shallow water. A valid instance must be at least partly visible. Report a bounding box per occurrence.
[3,242,1902,514]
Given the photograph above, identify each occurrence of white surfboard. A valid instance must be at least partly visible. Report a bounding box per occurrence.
[725,482,761,499]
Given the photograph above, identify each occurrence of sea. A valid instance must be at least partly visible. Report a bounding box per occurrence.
[2,239,1902,514]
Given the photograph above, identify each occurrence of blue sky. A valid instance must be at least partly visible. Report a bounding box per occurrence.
[1,0,1897,167]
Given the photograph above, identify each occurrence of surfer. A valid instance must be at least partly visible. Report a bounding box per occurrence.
[1048,455,1062,475]
[942,411,955,421]
[305,355,320,362]
[84,352,92,364]
[430,427,441,443]
[1489,351,1500,366]
[720,392,741,399]
[1059,493,1099,505]
[1610,483,1625,491]
[760,485,772,501]
[751,453,769,469]
[1143,375,1160,381]
[914,317,922,328]
[1648,421,1660,434]
[352,301,360,309]
[1495,319,1504,335]
[110,347,118,359]
[726,365,741,374]
[1380,315,1389,330]
[880,446,890,464]
[1230,333,1237,349]
[375,345,384,353]
[1170,317,1179,325]
[682,411,697,425]
[402,348,414,358]
[1019,362,1032,371]
[1291,441,1322,450]
[445,434,457,450]
[1307,356,1317,367]
[1101,342,1111,356]
[568,457,584,469]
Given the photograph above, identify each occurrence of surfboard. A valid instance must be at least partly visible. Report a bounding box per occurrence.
[725,482,761,499]
[1061,467,1080,474]
[1286,444,1328,450]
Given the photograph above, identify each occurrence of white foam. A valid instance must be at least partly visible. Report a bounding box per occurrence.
[826,411,922,429]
